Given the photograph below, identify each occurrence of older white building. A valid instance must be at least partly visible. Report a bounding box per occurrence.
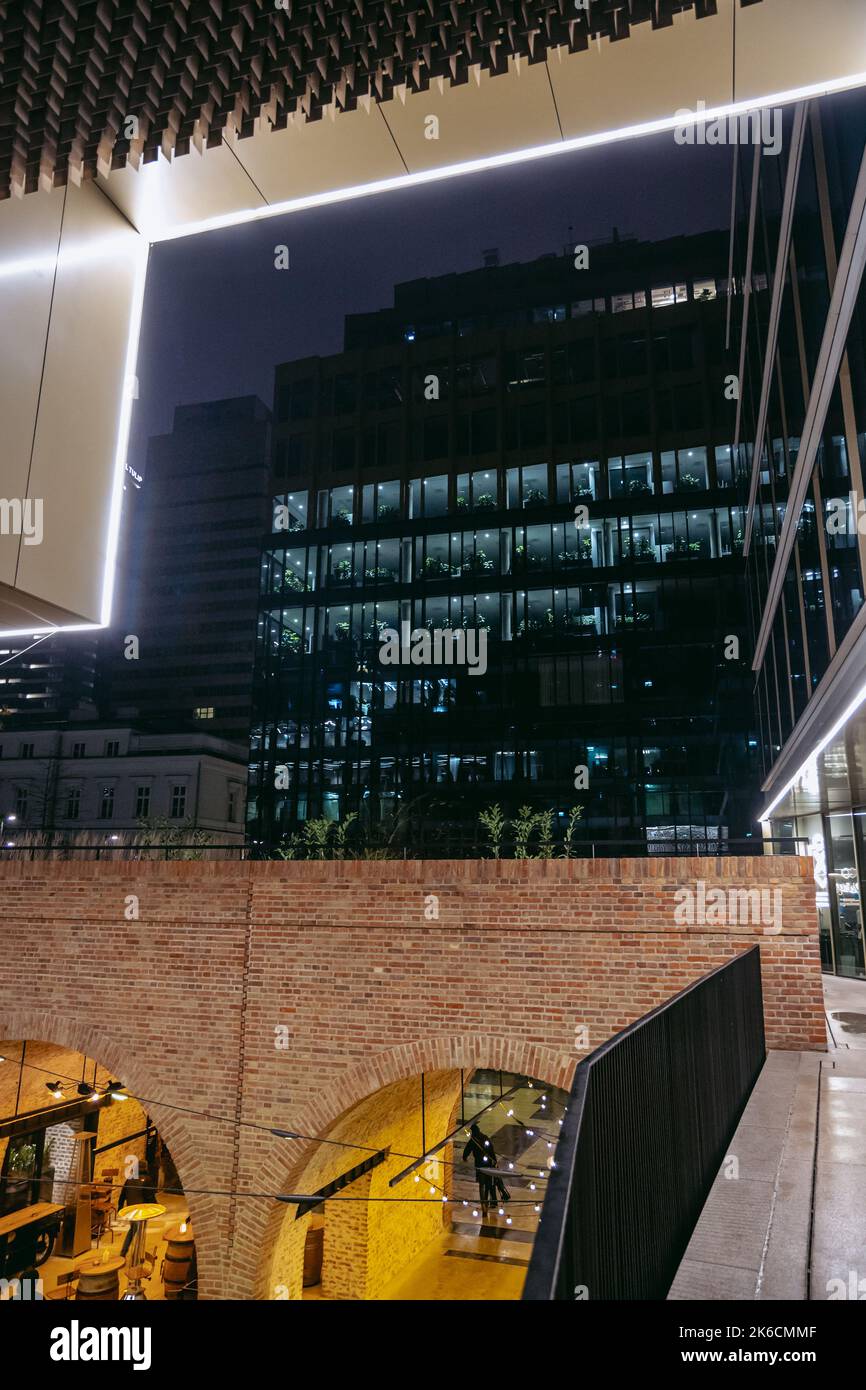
[0,723,247,848]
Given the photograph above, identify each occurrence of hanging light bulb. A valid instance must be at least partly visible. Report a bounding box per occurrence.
[45,1081,63,1099]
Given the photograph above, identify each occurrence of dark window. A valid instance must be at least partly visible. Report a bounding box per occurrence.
[136,786,151,818]
[99,786,115,819]
[170,785,187,819]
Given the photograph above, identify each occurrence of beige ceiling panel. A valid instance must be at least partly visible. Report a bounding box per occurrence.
[381,58,560,172]
[734,0,866,103]
[227,104,405,204]
[16,182,144,627]
[0,187,66,590]
[97,141,267,240]
[550,2,733,140]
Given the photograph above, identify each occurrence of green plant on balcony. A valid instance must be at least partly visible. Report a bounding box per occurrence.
[333,620,352,641]
[522,487,547,506]
[621,536,656,562]
[462,550,495,575]
[282,568,307,593]
[280,628,303,653]
[514,544,545,570]
[421,555,453,578]
[557,537,592,566]
[332,509,353,527]
[665,537,702,560]
[627,478,652,495]
[679,473,703,491]
[333,558,353,582]
[455,495,469,511]
[474,492,497,510]
[376,504,400,520]
[365,566,397,582]
[563,611,597,631]
[616,611,651,627]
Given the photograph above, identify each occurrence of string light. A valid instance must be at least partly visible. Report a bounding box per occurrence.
[3,1052,565,1212]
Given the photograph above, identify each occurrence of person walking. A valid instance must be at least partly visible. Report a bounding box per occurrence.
[463,1122,498,1216]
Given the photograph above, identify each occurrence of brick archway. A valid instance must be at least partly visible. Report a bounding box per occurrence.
[244,1033,577,1300]
[0,1008,220,1298]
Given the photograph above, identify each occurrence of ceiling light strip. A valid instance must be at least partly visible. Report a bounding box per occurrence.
[153,71,866,245]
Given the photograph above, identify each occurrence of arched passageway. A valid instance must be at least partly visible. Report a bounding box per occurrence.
[0,1038,196,1302]
[265,1067,569,1301]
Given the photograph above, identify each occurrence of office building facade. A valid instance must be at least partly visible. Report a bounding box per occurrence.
[249,233,759,852]
[102,396,271,744]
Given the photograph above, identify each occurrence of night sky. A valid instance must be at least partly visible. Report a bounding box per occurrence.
[129,130,734,473]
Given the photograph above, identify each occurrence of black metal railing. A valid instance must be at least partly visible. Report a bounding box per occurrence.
[0,833,805,862]
[522,945,766,1301]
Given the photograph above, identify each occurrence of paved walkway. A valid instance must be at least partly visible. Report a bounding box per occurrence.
[669,973,866,1300]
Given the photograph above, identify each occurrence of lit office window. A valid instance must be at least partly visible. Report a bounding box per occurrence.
[194,706,215,719]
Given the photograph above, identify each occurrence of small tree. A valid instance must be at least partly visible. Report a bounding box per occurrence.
[478,804,506,859]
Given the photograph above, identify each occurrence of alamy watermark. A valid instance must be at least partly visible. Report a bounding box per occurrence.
[378,620,487,676]
[0,497,42,545]
[674,880,782,934]
[674,100,782,157]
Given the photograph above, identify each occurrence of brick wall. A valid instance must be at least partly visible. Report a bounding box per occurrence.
[0,855,825,1298]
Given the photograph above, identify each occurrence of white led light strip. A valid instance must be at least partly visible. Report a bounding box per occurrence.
[4,65,866,641]
[150,70,866,244]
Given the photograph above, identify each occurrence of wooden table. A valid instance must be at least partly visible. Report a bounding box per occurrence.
[0,1202,65,1278]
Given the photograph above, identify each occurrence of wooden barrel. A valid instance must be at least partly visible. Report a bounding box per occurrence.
[302,1216,324,1288]
[163,1226,196,1301]
[76,1256,124,1301]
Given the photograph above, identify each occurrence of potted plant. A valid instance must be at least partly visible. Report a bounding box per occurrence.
[679,473,702,491]
[333,557,353,583]
[628,477,652,496]
[283,568,307,593]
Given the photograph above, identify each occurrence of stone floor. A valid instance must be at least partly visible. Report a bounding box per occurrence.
[668,971,866,1300]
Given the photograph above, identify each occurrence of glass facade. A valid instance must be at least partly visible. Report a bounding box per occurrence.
[740,90,866,974]
[249,233,759,851]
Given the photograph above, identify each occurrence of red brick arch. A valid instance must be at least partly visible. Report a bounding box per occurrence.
[0,1008,221,1298]
[245,1032,577,1299]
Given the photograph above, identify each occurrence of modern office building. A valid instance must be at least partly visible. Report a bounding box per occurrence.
[249,231,759,852]
[0,722,247,848]
[735,88,866,978]
[102,396,271,744]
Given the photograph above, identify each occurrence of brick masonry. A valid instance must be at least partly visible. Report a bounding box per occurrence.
[0,855,825,1298]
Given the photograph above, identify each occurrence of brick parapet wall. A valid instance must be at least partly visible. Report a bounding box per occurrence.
[0,856,825,1299]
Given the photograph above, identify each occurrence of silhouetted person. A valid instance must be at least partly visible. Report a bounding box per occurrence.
[463,1123,497,1215]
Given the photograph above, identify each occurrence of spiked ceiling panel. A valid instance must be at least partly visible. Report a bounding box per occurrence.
[0,0,761,201]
